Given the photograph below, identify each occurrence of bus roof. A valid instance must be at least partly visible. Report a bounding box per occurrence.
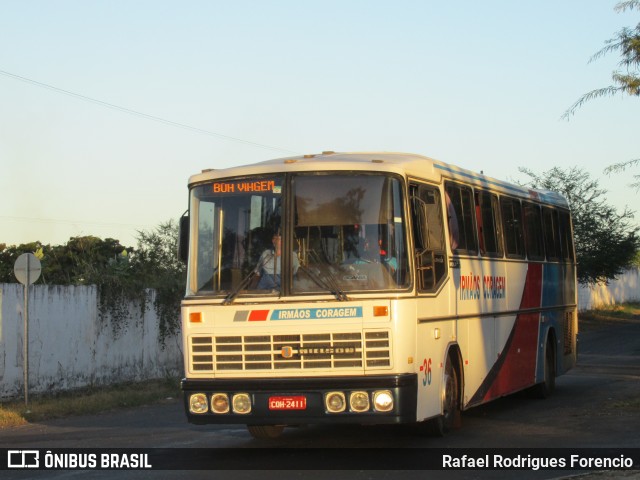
[189,151,569,209]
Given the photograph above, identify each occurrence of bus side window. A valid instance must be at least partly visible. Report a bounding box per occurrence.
[542,207,561,262]
[445,182,478,255]
[523,202,545,261]
[411,184,447,292]
[475,190,504,257]
[559,210,575,263]
[500,196,525,259]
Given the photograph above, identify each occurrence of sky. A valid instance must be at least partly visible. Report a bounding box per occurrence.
[1,1,638,248]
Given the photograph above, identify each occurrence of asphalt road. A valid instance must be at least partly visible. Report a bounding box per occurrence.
[2,315,639,479]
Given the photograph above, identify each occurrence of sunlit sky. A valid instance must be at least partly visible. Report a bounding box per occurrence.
[1,1,638,248]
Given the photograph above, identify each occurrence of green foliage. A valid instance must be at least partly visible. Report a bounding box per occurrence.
[0,221,186,344]
[0,237,129,285]
[133,220,186,345]
[519,166,640,285]
[0,242,42,282]
[563,1,640,190]
[605,158,640,191]
[563,1,640,118]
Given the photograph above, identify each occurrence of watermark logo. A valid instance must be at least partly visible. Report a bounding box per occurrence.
[7,450,39,468]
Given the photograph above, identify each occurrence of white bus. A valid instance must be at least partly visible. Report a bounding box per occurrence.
[179,151,577,439]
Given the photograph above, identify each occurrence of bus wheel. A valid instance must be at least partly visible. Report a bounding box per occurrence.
[247,425,285,439]
[429,355,461,436]
[530,337,556,399]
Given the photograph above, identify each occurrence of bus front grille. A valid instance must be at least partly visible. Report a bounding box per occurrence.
[189,331,391,373]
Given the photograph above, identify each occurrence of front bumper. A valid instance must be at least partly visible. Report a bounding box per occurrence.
[182,374,418,425]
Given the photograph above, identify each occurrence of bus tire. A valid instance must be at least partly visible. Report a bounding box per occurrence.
[429,355,461,436]
[530,336,556,399]
[247,425,285,439]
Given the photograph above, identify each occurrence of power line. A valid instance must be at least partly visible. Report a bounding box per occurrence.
[0,69,300,155]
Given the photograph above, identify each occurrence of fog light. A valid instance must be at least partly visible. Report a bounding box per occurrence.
[325,392,346,413]
[232,393,252,414]
[211,393,230,414]
[189,393,208,414]
[349,391,370,412]
[373,390,394,412]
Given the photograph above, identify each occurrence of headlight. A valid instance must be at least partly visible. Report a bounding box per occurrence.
[189,393,208,414]
[325,392,346,413]
[349,391,370,412]
[211,393,230,414]
[373,390,394,412]
[232,393,252,414]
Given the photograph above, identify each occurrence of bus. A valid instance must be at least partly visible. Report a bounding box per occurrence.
[178,151,577,439]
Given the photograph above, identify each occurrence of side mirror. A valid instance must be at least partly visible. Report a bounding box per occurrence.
[178,211,189,263]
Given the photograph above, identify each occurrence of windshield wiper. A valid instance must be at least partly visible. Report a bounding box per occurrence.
[301,252,349,301]
[222,252,274,305]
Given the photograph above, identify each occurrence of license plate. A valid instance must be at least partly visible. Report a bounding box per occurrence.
[268,395,307,410]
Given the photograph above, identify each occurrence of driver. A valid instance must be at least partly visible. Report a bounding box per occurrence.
[256,234,299,289]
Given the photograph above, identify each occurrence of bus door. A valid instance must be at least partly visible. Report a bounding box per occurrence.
[410,182,452,417]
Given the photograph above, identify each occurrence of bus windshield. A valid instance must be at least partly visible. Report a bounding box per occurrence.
[188,173,408,296]
[292,173,408,293]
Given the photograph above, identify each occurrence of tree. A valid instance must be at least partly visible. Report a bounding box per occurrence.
[133,219,185,285]
[604,158,640,191]
[563,1,640,117]
[0,237,130,285]
[563,1,640,188]
[0,220,186,344]
[0,242,42,282]
[132,220,186,343]
[519,166,640,285]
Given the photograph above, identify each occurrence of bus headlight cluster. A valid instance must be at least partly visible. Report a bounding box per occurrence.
[232,393,252,414]
[324,390,394,413]
[349,391,370,412]
[325,392,346,413]
[372,390,394,412]
[188,393,252,415]
[189,393,208,414]
[211,393,230,414]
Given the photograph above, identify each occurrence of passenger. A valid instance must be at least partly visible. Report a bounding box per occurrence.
[256,234,299,289]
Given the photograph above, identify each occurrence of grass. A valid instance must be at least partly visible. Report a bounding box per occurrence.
[611,398,640,411]
[579,301,640,325]
[0,377,181,428]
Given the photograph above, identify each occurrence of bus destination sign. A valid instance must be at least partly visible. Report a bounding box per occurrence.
[212,180,280,194]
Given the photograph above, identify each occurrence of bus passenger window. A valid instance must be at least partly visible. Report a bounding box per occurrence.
[445,182,477,255]
[475,190,504,257]
[500,197,525,259]
[523,202,545,261]
[559,211,575,263]
[542,207,561,261]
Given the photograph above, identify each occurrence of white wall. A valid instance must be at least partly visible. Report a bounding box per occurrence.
[578,268,640,311]
[0,284,182,400]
